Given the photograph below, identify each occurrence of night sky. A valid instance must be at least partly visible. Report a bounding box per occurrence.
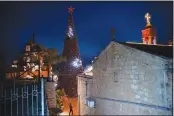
[0,1,173,66]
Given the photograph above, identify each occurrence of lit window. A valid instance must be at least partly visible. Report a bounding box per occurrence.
[85,98,95,108]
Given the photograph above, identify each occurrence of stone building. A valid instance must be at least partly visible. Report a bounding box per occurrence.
[77,13,173,115]
[77,67,93,115]
[6,34,50,79]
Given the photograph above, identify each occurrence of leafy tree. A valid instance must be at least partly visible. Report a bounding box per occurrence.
[12,43,66,79]
[37,44,66,72]
[43,48,66,65]
[56,89,67,113]
[26,44,66,66]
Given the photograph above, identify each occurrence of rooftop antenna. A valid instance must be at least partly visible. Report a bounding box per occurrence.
[111,27,115,41]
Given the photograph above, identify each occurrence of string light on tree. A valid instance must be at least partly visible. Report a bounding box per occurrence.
[67,26,74,38]
[60,6,83,97]
[67,6,75,38]
[72,58,82,68]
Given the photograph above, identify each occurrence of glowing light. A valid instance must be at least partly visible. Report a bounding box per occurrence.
[53,75,58,81]
[60,112,69,115]
[84,65,93,76]
[145,13,151,25]
[126,42,170,46]
[72,58,82,68]
[54,83,57,87]
[153,37,156,45]
[25,75,33,79]
[68,6,75,14]
[85,65,93,72]
[67,26,74,38]
[12,65,17,68]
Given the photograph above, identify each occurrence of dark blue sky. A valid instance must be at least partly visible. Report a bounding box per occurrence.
[0,1,173,66]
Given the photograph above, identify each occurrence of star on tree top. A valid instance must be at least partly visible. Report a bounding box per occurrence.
[68,6,75,14]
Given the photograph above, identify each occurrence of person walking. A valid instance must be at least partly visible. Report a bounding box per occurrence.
[69,103,73,116]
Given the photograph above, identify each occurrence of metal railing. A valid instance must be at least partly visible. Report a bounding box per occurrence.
[0,78,49,116]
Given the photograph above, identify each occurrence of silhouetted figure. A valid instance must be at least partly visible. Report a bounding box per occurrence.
[69,103,73,116]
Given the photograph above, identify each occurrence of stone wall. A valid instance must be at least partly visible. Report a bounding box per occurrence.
[77,75,93,115]
[45,81,57,109]
[81,42,172,115]
[92,98,171,115]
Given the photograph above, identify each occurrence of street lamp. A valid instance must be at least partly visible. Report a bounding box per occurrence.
[84,65,93,76]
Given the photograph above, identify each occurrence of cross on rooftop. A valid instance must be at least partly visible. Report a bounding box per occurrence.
[145,13,151,24]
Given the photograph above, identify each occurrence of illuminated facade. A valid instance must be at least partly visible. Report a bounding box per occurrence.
[6,36,50,79]
[142,13,157,45]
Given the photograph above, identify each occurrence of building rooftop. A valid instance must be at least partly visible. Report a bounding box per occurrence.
[119,42,173,58]
[77,73,93,79]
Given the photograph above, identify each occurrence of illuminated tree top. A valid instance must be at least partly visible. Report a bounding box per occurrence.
[68,6,75,15]
[66,6,76,39]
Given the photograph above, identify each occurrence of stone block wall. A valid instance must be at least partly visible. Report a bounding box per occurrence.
[93,98,171,115]
[45,81,57,109]
[87,42,172,115]
[77,75,93,115]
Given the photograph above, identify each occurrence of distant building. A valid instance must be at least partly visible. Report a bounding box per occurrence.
[142,13,157,45]
[77,65,93,115]
[77,13,173,115]
[6,35,50,79]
